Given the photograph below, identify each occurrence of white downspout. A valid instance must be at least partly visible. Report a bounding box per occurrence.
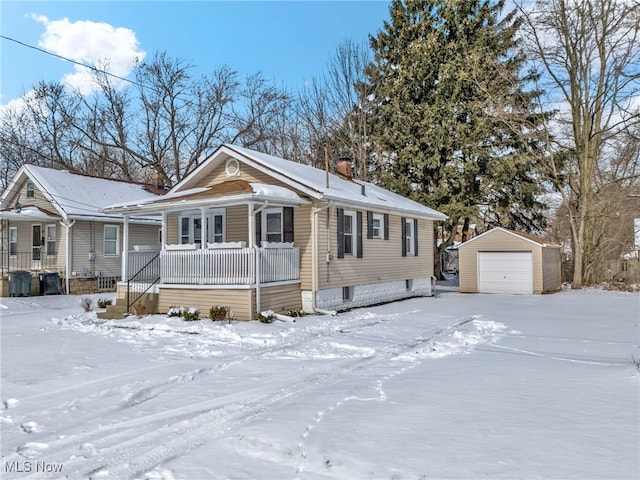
[311,202,334,315]
[252,202,269,316]
[121,215,129,281]
[62,219,75,294]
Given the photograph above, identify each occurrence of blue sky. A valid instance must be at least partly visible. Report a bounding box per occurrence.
[0,1,391,105]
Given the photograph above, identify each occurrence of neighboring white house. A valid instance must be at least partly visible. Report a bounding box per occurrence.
[0,165,161,296]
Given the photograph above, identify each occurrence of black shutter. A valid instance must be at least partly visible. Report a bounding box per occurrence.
[384,214,389,240]
[337,208,344,259]
[414,218,419,256]
[357,211,363,258]
[401,217,407,257]
[255,212,262,246]
[283,207,294,243]
[367,211,373,239]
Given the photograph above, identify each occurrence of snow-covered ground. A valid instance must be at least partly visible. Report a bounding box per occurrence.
[0,288,638,480]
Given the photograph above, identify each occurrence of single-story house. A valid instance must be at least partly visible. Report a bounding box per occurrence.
[458,227,562,294]
[104,144,447,319]
[0,165,161,296]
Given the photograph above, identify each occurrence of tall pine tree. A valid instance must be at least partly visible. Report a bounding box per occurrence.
[364,0,548,249]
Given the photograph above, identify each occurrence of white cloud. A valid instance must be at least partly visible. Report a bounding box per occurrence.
[31,15,146,95]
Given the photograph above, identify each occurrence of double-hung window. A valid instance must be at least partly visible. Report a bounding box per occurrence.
[405,219,414,256]
[104,225,119,256]
[46,224,56,256]
[264,208,283,243]
[180,210,225,245]
[343,211,356,255]
[9,227,17,256]
[402,218,418,257]
[26,182,35,198]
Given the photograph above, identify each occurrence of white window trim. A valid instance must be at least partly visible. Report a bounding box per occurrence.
[343,210,357,256]
[9,227,17,256]
[46,224,56,256]
[26,182,35,198]
[262,207,283,243]
[104,225,120,256]
[372,213,384,239]
[179,210,226,245]
[405,219,415,256]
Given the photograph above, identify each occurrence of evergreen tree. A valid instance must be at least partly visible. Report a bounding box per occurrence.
[364,0,548,248]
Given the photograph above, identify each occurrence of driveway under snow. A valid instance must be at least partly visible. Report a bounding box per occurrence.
[0,288,638,480]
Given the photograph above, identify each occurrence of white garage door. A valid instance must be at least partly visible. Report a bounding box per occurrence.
[477,251,533,294]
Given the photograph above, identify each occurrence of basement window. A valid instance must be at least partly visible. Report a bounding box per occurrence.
[342,286,354,302]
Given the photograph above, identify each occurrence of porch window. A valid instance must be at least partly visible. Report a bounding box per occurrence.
[104,225,119,256]
[26,182,35,198]
[9,227,17,256]
[180,210,225,245]
[46,224,56,256]
[265,208,283,242]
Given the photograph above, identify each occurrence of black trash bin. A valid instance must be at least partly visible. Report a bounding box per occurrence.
[9,271,32,297]
[39,272,62,295]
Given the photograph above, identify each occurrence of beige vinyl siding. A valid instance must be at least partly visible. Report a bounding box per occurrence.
[541,246,562,293]
[11,179,58,213]
[318,208,434,290]
[198,157,291,190]
[257,283,302,315]
[165,214,179,245]
[225,205,248,242]
[158,287,253,320]
[129,224,161,249]
[459,229,543,294]
[295,205,312,290]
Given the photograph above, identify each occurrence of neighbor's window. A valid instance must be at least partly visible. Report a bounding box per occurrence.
[46,224,56,256]
[343,211,356,255]
[9,227,17,256]
[26,182,35,198]
[104,225,119,256]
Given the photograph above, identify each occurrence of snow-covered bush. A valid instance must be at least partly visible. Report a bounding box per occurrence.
[257,310,275,323]
[287,309,305,318]
[182,307,200,321]
[167,306,185,318]
[97,298,112,309]
[209,305,228,321]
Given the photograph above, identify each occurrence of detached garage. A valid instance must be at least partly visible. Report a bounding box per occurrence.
[458,227,561,294]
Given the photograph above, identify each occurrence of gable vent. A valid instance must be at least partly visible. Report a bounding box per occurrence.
[225,158,240,177]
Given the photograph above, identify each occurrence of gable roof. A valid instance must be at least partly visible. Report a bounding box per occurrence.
[108,144,447,220]
[0,165,160,222]
[458,227,559,249]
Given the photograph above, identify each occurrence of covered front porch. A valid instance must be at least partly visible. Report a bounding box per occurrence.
[114,181,309,319]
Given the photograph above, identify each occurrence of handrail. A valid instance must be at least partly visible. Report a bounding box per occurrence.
[126,252,160,314]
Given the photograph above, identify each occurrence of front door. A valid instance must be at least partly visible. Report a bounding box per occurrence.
[32,224,42,270]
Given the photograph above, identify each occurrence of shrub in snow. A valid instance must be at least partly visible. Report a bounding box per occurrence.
[167,306,184,317]
[257,310,275,323]
[209,305,229,322]
[182,308,200,321]
[97,298,112,309]
[81,297,93,312]
[287,309,305,318]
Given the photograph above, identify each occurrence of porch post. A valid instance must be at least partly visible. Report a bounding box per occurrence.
[248,202,254,250]
[200,207,207,247]
[161,212,167,249]
[121,215,129,281]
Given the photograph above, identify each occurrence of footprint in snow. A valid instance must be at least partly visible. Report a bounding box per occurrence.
[17,442,49,458]
[21,421,43,433]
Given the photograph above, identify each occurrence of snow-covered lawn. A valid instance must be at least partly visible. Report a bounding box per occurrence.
[0,288,638,480]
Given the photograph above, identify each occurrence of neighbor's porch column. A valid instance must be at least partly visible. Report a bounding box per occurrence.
[121,214,129,281]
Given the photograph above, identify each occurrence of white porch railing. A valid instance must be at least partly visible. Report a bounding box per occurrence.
[127,249,161,280]
[159,247,299,285]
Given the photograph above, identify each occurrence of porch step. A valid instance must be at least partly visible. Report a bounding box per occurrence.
[96,304,128,320]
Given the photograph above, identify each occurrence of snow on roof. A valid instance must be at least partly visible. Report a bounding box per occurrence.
[226,145,447,220]
[249,183,301,202]
[18,165,160,220]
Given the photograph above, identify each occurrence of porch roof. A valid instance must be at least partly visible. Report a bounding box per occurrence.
[0,206,60,221]
[105,181,308,214]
